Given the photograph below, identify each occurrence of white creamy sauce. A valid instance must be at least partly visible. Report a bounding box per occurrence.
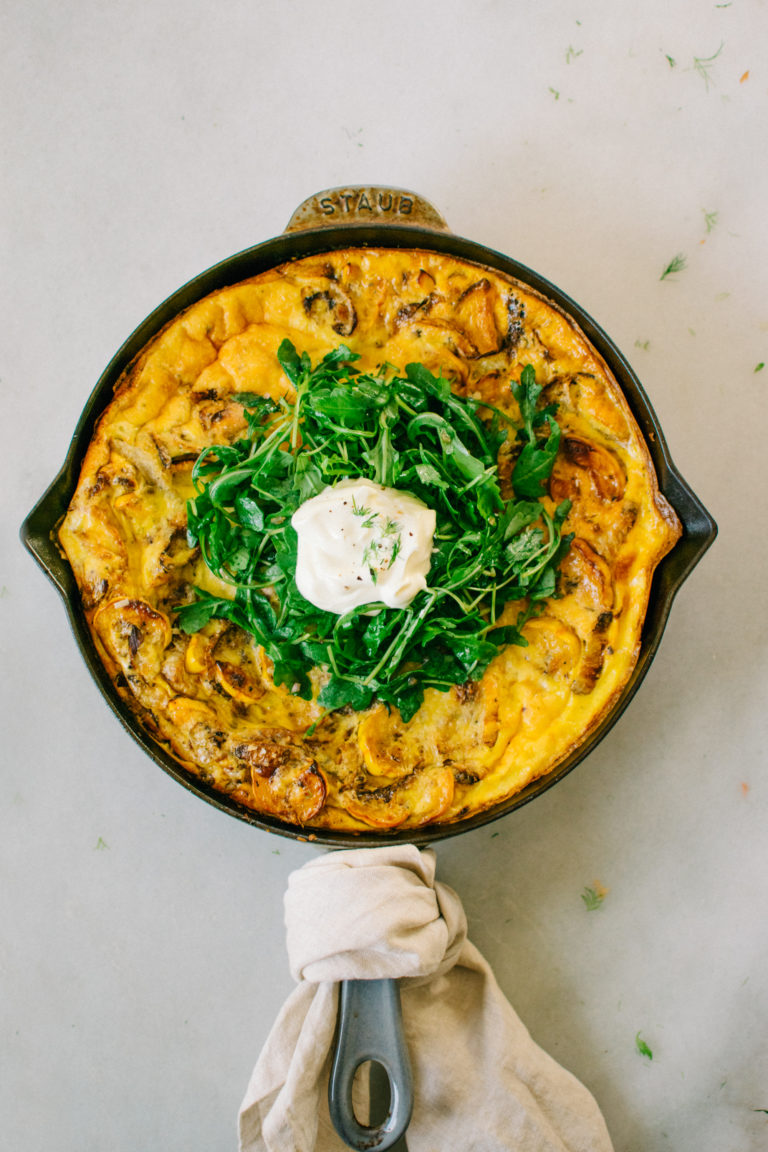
[291,478,436,613]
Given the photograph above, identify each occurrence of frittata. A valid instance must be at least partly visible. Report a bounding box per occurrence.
[59,249,681,830]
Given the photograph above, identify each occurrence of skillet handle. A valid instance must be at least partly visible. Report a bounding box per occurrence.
[285,186,450,233]
[328,978,413,1151]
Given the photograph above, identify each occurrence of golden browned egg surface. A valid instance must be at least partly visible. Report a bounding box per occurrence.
[59,249,681,831]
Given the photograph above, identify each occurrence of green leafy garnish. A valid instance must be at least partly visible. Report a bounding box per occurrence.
[635,1032,654,1060]
[660,254,687,281]
[510,364,562,498]
[174,341,571,722]
[703,209,718,233]
[755,363,765,373]
[692,43,723,91]
[581,885,606,911]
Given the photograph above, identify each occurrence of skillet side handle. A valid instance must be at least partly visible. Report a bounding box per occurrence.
[285,186,450,233]
[329,978,413,1151]
[21,465,80,601]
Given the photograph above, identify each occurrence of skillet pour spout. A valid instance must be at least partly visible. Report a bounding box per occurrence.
[20,185,717,848]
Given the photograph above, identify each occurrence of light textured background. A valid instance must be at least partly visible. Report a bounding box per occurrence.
[2,2,767,1150]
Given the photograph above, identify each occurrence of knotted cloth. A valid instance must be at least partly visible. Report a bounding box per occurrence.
[239,845,614,1152]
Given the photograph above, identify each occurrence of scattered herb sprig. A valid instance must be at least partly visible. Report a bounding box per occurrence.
[174,341,571,721]
[581,885,606,911]
[692,42,724,90]
[660,253,687,281]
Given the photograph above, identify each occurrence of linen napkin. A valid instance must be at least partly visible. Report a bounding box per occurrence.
[239,844,614,1152]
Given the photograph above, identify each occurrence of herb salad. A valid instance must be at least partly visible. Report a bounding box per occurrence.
[176,339,572,722]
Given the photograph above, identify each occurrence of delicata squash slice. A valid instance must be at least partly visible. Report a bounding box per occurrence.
[59,248,681,831]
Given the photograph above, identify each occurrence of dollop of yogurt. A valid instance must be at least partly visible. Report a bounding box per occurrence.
[291,478,436,613]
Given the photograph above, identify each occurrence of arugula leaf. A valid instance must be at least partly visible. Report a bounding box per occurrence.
[361,610,402,657]
[175,589,247,633]
[276,339,307,384]
[505,527,544,566]
[235,493,265,531]
[444,634,499,676]
[399,461,449,490]
[511,364,541,429]
[513,415,561,498]
[293,455,325,502]
[509,366,563,498]
[502,500,542,539]
[378,675,425,723]
[174,596,227,634]
[404,361,451,401]
[319,676,375,712]
[486,623,528,648]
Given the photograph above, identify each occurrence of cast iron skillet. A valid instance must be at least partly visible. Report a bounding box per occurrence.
[21,187,716,1149]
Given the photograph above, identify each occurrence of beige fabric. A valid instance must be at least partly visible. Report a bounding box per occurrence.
[239,845,614,1152]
